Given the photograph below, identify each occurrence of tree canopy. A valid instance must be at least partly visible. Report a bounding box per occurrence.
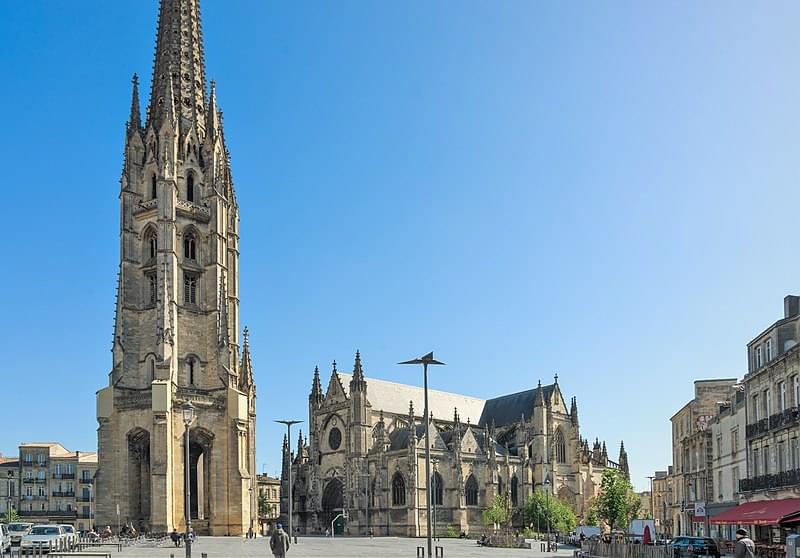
[523,490,577,534]
[589,468,640,532]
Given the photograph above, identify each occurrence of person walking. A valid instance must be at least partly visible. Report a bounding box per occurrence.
[734,529,756,558]
[269,523,291,558]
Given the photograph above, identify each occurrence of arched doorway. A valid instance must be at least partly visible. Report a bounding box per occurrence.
[127,428,151,525]
[321,478,344,534]
[187,428,214,524]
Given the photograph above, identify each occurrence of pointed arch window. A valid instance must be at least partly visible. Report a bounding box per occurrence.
[146,273,157,306]
[555,429,567,464]
[183,274,197,305]
[144,229,157,263]
[148,359,155,382]
[187,173,195,202]
[187,357,195,385]
[184,231,197,261]
[431,471,443,506]
[391,472,406,506]
[151,174,157,199]
[511,475,519,506]
[465,474,478,506]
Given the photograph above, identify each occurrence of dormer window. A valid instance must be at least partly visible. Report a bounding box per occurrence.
[767,339,773,362]
[756,346,763,368]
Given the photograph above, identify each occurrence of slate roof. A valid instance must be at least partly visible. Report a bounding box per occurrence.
[478,384,555,427]
[339,373,486,424]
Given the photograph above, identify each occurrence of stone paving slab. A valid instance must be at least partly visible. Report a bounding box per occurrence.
[116,536,578,558]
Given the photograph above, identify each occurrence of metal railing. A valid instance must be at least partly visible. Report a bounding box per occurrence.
[740,468,800,491]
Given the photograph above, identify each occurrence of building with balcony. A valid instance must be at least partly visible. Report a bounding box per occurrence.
[669,378,738,536]
[0,457,18,516]
[16,442,97,528]
[708,386,747,540]
[739,296,800,500]
[257,474,281,533]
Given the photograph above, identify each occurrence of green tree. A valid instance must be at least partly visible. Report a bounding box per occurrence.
[482,495,510,528]
[4,508,19,524]
[258,492,269,518]
[523,492,577,534]
[592,469,640,532]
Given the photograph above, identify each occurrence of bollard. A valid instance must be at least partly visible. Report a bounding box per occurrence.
[202,554,208,558]
[170,554,174,558]
[416,545,425,557]
[435,546,444,557]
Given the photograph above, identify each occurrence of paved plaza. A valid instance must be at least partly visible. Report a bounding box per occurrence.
[114,536,577,558]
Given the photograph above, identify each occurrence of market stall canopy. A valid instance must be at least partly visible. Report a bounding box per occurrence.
[710,499,800,526]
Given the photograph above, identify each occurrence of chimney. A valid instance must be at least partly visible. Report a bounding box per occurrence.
[785,295,800,318]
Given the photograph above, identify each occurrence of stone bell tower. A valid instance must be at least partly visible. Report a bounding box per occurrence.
[95,0,257,535]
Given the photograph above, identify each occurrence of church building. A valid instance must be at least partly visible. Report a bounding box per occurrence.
[94,0,257,535]
[284,352,628,536]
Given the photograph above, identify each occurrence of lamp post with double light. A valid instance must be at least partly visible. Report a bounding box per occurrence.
[275,420,302,540]
[182,402,195,558]
[399,352,445,558]
[544,478,552,551]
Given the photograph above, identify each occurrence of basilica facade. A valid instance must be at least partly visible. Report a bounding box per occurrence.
[284,353,628,536]
[94,0,257,536]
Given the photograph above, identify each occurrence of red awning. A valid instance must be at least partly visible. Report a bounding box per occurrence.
[710,498,800,526]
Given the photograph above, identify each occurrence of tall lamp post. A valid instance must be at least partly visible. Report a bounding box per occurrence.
[647,475,655,536]
[544,478,551,551]
[275,420,302,539]
[6,470,13,523]
[399,352,445,558]
[182,401,195,558]
[431,458,439,542]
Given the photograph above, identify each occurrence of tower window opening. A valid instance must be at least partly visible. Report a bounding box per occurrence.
[148,359,155,382]
[187,173,195,202]
[184,233,196,261]
[147,273,157,306]
[188,358,195,385]
[151,174,157,199]
[184,274,197,305]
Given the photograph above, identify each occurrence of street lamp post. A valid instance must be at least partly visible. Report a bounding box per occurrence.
[275,420,302,540]
[544,478,551,551]
[6,470,13,523]
[647,475,655,536]
[399,352,445,558]
[431,459,439,542]
[182,401,195,558]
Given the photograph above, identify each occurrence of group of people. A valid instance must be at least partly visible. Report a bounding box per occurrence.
[169,529,196,547]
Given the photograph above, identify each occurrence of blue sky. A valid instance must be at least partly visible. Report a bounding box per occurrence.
[1,1,799,491]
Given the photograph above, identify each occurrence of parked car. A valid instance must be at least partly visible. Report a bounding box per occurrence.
[671,536,721,558]
[20,525,65,554]
[0,523,10,553]
[7,522,33,547]
[58,524,77,550]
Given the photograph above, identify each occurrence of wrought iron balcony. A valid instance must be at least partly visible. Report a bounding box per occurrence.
[76,496,91,503]
[78,477,94,484]
[747,408,800,439]
[52,491,75,498]
[53,473,75,480]
[740,469,800,492]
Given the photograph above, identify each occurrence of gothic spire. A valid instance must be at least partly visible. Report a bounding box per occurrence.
[206,79,222,141]
[238,326,253,391]
[570,396,579,426]
[148,0,207,134]
[310,365,323,405]
[535,380,545,407]
[350,350,367,392]
[128,73,141,134]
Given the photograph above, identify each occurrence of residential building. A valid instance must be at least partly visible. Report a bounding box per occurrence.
[257,474,281,531]
[286,359,628,535]
[669,379,738,536]
[708,385,747,541]
[0,458,18,516]
[16,443,97,528]
[94,0,257,536]
[651,469,672,536]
